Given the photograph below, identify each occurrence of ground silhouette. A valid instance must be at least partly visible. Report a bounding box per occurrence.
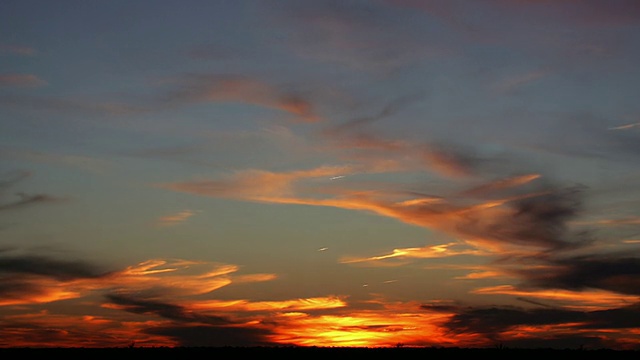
[1,346,639,358]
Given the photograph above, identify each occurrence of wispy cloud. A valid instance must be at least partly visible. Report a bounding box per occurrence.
[473,285,640,311]
[162,165,587,256]
[0,170,66,212]
[0,147,112,174]
[608,122,640,130]
[316,95,505,179]
[340,243,482,264]
[461,173,542,197]
[160,165,356,201]
[494,69,549,93]
[1,248,638,349]
[155,210,197,227]
[0,93,146,116]
[269,0,449,72]
[157,74,322,122]
[0,44,37,56]
[424,301,640,350]
[0,73,47,87]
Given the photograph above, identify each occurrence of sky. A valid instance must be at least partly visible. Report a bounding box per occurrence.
[1,0,640,350]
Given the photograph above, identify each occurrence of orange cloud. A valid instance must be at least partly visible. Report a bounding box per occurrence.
[155,210,197,227]
[268,307,478,348]
[161,165,357,201]
[340,243,482,264]
[473,285,640,311]
[0,278,83,306]
[0,311,174,348]
[462,173,542,197]
[162,165,573,258]
[189,296,347,312]
[608,122,640,130]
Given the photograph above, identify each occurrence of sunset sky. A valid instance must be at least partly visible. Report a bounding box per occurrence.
[1,0,640,350]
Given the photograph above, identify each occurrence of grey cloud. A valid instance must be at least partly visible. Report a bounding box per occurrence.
[107,294,279,347]
[516,254,640,296]
[0,193,64,212]
[0,170,31,192]
[0,253,107,280]
[423,302,640,349]
[106,294,232,326]
[0,170,66,212]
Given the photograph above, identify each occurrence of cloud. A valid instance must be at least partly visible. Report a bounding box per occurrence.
[0,147,112,174]
[0,170,31,192]
[105,294,234,326]
[268,0,449,72]
[0,170,66,213]
[425,301,640,349]
[155,210,197,227]
[421,143,482,178]
[473,285,640,311]
[608,122,640,130]
[461,174,542,197]
[514,254,640,296]
[0,250,353,347]
[163,165,590,256]
[0,192,64,212]
[161,165,356,201]
[158,74,322,122]
[325,94,425,135]
[0,44,37,56]
[1,249,638,349]
[317,95,501,179]
[340,243,482,264]
[0,251,106,280]
[0,94,146,116]
[0,250,110,306]
[0,73,47,87]
[494,69,549,93]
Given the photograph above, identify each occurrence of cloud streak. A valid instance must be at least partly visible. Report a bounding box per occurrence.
[0,170,66,213]
[155,210,197,227]
[0,73,47,87]
[157,74,322,122]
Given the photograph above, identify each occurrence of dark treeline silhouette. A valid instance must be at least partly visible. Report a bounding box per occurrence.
[1,346,639,358]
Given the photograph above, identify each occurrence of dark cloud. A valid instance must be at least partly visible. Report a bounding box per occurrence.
[0,251,110,305]
[320,96,494,178]
[516,254,640,296]
[0,277,43,300]
[0,170,31,192]
[0,170,66,212]
[325,93,425,135]
[106,294,232,326]
[459,184,592,251]
[424,302,640,349]
[0,252,107,281]
[0,193,64,212]
[107,294,278,347]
